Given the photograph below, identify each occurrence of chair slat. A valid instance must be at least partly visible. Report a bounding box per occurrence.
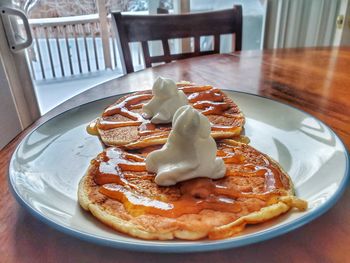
[214,34,220,53]
[194,36,200,55]
[162,39,172,63]
[114,12,134,73]
[141,41,152,68]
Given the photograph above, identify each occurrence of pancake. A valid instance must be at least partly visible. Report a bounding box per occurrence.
[87,83,245,149]
[78,140,307,240]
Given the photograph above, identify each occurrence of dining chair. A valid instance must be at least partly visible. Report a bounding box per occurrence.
[112,6,242,73]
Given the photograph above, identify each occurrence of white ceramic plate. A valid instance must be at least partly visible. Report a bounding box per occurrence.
[9,91,349,252]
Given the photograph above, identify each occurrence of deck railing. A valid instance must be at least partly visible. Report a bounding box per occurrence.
[26,11,223,81]
[27,14,131,80]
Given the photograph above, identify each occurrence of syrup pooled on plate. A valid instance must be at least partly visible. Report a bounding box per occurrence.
[90,142,293,218]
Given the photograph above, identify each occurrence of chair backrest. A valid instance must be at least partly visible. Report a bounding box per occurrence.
[112,6,242,73]
[156,7,169,14]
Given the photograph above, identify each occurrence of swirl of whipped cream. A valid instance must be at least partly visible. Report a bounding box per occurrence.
[142,77,188,124]
[146,105,226,186]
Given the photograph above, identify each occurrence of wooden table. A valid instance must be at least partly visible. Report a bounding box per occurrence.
[1,47,350,262]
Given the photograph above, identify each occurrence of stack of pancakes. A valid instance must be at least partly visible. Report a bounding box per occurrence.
[78,83,307,240]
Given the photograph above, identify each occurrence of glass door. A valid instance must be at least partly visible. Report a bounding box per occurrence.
[0,0,40,149]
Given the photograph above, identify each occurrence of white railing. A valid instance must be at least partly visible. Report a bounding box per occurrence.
[26,10,232,81]
[28,14,124,80]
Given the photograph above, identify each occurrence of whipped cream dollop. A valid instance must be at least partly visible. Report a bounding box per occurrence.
[142,77,188,124]
[146,105,226,186]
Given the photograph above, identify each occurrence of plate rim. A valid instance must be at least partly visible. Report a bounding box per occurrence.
[8,90,350,253]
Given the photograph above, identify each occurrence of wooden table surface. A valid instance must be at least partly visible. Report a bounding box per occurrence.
[1,47,350,262]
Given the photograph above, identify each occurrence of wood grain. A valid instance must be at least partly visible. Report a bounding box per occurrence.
[1,47,350,262]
